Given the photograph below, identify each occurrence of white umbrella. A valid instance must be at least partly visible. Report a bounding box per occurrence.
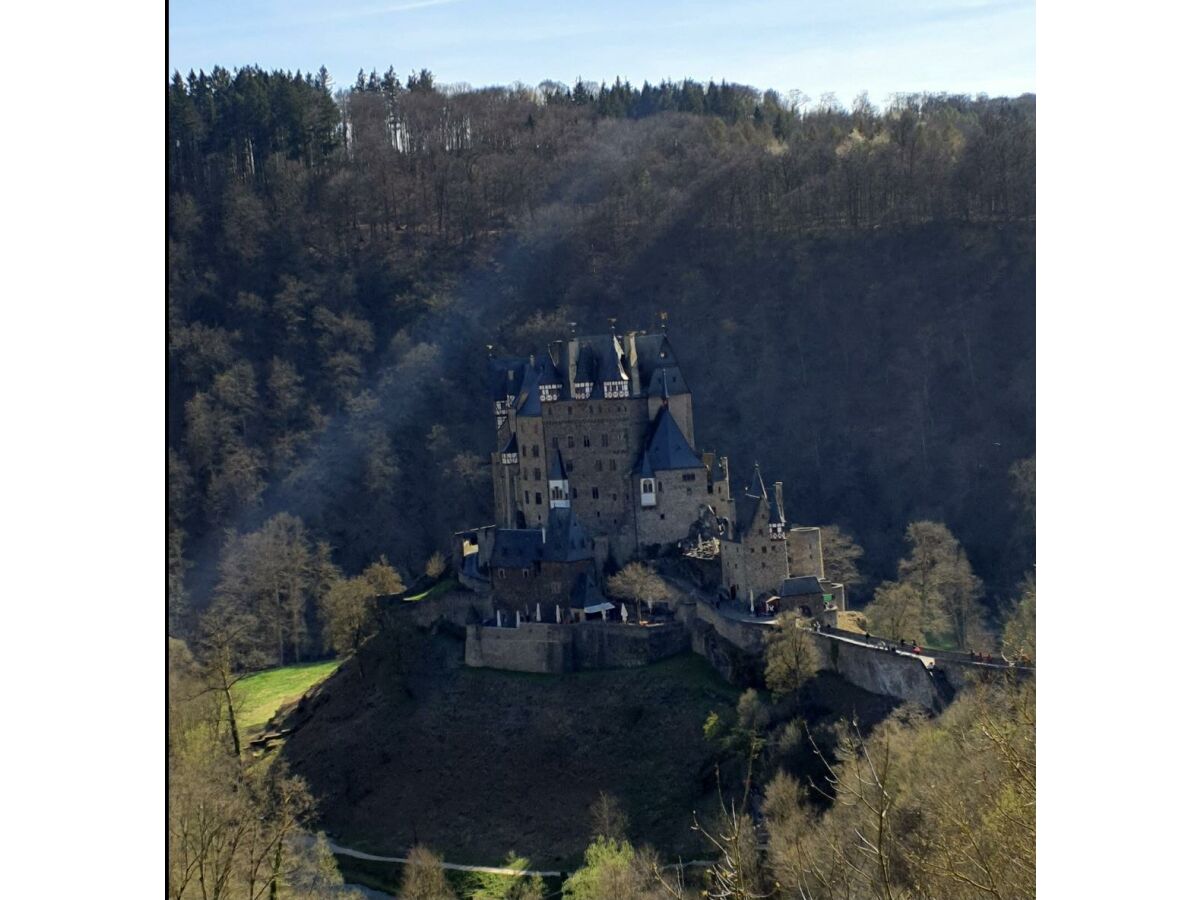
[556,605,562,624]
[536,603,542,622]
[621,603,629,623]
[516,610,521,627]
[495,608,501,626]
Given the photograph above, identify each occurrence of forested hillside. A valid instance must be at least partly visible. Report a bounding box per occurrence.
[168,66,1034,640]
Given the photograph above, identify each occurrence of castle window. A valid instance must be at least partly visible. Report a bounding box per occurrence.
[525,491,530,503]
[592,487,600,499]
[609,459,616,471]
[551,486,564,500]
[551,437,559,448]
[660,513,666,520]
[535,492,543,505]
[534,468,541,480]
[595,460,603,471]
[572,487,578,498]
[601,433,609,448]
[682,473,696,482]
[568,435,575,448]
[567,461,574,472]
[640,478,656,508]
[523,469,528,480]
[532,445,540,458]
[583,435,591,448]
[521,446,526,457]
[497,569,506,579]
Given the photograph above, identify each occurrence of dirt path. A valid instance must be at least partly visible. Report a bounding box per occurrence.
[329,838,716,879]
[327,840,567,878]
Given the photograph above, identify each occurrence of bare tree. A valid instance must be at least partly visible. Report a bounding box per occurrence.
[607,561,670,621]
[764,611,820,696]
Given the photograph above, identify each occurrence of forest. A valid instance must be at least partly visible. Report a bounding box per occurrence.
[167,63,1036,900]
[168,65,1035,657]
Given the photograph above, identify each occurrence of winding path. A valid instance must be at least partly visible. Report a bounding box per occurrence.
[327,838,717,879]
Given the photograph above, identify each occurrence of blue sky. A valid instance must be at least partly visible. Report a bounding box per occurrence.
[168,0,1034,103]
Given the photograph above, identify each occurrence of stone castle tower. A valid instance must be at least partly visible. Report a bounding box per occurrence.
[488,328,732,566]
[457,323,842,617]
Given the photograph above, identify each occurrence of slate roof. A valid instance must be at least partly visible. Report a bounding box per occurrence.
[488,357,526,402]
[596,334,629,384]
[734,465,771,540]
[489,529,544,569]
[571,343,599,392]
[780,575,824,597]
[548,447,567,481]
[631,333,676,378]
[513,359,542,417]
[644,365,689,398]
[637,405,703,474]
[569,571,612,611]
[534,350,563,388]
[502,432,518,456]
[542,507,593,562]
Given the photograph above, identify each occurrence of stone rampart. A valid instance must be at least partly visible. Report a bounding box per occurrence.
[811,633,941,710]
[464,620,689,674]
[694,601,769,653]
[465,622,574,673]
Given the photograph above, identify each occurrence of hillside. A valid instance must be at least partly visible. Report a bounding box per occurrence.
[168,73,1035,632]
[279,619,896,867]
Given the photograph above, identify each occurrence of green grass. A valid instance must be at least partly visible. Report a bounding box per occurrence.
[404,578,455,603]
[233,659,341,738]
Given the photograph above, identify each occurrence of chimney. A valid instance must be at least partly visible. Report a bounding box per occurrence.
[626,331,641,396]
[549,340,565,377]
[774,482,786,523]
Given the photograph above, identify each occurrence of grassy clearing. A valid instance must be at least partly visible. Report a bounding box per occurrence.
[233,659,341,737]
[404,578,455,603]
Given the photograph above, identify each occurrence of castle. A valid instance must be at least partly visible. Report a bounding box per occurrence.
[455,324,845,618]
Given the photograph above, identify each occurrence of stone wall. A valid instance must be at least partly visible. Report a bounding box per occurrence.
[720,499,790,601]
[635,466,711,551]
[464,620,690,674]
[540,397,647,562]
[810,633,941,710]
[694,601,769,653]
[491,558,592,607]
[787,527,824,578]
[465,622,574,673]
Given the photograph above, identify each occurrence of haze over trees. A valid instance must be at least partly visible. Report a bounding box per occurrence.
[168,66,1035,639]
